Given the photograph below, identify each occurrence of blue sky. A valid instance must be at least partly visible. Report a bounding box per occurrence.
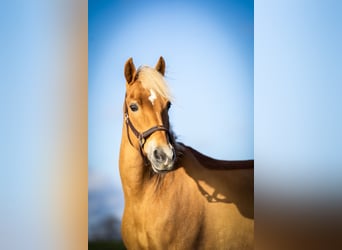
[88,0,253,228]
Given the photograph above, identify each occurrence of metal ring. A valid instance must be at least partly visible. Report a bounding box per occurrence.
[139,136,145,147]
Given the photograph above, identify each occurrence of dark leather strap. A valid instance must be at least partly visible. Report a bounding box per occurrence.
[141,126,169,144]
[125,111,170,150]
[125,112,141,140]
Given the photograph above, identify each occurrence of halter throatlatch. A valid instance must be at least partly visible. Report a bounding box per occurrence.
[124,110,172,165]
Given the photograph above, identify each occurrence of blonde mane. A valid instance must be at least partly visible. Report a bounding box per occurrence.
[135,66,173,101]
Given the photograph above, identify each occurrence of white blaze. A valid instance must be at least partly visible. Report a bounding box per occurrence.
[148,89,157,105]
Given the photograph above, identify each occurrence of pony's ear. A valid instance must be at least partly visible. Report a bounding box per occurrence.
[155,56,166,76]
[124,57,136,84]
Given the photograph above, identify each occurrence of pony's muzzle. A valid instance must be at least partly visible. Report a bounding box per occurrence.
[149,145,175,173]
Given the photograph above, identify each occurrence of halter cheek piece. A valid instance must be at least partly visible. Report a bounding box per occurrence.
[124,106,172,165]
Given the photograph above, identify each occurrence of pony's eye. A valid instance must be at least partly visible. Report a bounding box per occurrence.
[166,101,172,110]
[129,103,139,112]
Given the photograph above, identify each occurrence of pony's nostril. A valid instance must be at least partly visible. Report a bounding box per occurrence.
[153,148,167,163]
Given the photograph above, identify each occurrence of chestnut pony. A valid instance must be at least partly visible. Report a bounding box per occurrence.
[119,57,254,249]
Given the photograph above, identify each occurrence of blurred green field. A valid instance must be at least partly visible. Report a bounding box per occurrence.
[88,240,126,250]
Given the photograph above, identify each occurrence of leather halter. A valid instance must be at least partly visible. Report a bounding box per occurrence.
[124,105,172,164]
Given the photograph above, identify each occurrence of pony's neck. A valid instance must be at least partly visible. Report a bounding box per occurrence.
[119,122,150,197]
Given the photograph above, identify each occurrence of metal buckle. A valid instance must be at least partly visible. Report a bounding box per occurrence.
[139,136,145,147]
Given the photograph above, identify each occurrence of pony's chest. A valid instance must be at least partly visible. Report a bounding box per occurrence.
[124,194,204,249]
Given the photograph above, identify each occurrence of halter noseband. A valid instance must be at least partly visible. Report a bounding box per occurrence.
[124,107,172,164]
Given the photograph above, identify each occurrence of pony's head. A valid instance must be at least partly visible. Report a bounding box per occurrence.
[123,57,176,173]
